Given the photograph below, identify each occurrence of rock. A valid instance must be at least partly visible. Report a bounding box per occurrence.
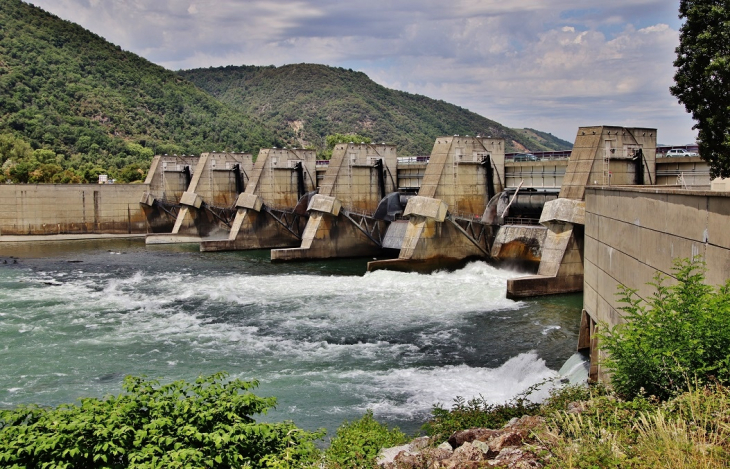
[451,442,485,463]
[422,447,453,461]
[567,401,588,414]
[377,445,412,467]
[488,446,544,468]
[409,436,431,451]
[377,436,432,468]
[472,440,490,454]
[488,431,524,453]
[504,417,519,428]
[448,428,500,448]
[437,441,454,451]
[392,451,423,469]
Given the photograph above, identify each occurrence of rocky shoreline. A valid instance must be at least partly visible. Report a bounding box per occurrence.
[378,415,549,468]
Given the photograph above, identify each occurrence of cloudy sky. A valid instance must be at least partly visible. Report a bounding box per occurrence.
[29,0,696,144]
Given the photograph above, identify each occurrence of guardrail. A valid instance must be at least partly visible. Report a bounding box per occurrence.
[396,156,430,165]
[505,150,572,162]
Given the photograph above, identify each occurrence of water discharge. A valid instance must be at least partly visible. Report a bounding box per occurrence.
[0,240,582,435]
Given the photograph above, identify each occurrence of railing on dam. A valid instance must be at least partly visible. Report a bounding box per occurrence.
[505,150,572,162]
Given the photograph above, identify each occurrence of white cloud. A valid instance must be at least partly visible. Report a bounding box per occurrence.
[26,0,695,144]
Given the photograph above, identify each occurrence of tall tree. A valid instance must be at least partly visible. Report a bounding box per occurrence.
[670,0,730,178]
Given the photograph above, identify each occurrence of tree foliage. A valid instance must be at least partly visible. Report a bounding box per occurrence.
[599,258,730,400]
[0,373,323,468]
[0,0,280,180]
[319,133,372,159]
[670,0,730,178]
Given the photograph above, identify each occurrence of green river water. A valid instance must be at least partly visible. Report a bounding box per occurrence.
[0,239,582,437]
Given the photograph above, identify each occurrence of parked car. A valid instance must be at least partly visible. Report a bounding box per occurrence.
[513,153,538,162]
[666,149,698,157]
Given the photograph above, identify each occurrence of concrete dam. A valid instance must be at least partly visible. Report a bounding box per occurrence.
[1,127,708,297]
[2,126,724,386]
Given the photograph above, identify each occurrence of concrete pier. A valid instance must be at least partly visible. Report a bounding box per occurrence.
[507,126,657,298]
[368,136,504,271]
[146,152,253,244]
[200,148,317,251]
[139,154,200,233]
[271,143,397,261]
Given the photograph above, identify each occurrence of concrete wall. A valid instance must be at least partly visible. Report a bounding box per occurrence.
[247,148,318,208]
[505,161,568,188]
[583,186,730,379]
[186,152,254,207]
[0,184,148,235]
[145,155,200,202]
[655,156,711,188]
[318,143,398,214]
[200,148,317,252]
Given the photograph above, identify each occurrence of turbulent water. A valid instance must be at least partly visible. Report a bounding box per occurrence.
[0,240,582,436]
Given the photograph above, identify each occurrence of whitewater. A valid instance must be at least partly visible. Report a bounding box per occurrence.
[0,239,581,435]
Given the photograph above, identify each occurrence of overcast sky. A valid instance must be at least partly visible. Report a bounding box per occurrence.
[28,0,696,145]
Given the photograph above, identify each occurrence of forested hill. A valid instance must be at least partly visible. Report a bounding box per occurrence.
[178,64,573,156]
[0,0,278,181]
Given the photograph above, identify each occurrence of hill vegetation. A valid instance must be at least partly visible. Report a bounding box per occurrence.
[0,0,278,182]
[178,64,573,156]
[0,0,571,183]
[510,128,575,152]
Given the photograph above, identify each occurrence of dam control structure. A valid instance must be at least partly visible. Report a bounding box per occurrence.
[144,152,254,244]
[200,147,318,252]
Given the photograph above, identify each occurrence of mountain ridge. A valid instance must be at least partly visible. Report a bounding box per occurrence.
[178,64,573,156]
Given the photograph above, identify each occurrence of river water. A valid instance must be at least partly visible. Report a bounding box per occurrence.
[0,239,582,437]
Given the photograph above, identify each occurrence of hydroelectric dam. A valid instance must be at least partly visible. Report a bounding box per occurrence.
[0,125,726,395]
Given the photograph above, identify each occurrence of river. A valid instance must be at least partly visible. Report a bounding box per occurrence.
[0,239,582,437]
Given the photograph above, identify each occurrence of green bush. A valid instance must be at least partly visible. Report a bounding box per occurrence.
[0,373,323,468]
[324,410,408,469]
[600,258,730,400]
[423,393,541,443]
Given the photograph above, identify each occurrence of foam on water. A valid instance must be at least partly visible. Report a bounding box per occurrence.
[334,352,556,418]
[0,254,581,435]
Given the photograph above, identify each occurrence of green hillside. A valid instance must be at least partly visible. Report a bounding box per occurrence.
[0,0,278,182]
[178,64,573,156]
[510,128,574,152]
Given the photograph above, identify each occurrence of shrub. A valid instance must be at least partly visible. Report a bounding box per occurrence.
[324,410,408,469]
[599,258,730,400]
[423,392,541,443]
[0,372,323,468]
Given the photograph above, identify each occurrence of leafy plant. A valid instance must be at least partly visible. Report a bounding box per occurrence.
[599,257,730,400]
[423,391,542,442]
[0,372,323,468]
[671,0,730,178]
[324,410,408,469]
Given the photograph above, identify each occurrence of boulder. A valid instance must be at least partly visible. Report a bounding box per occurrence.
[448,428,500,448]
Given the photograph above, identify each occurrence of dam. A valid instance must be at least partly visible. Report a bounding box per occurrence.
[0,126,724,388]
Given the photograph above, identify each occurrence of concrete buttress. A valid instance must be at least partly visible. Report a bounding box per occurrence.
[368,136,504,272]
[271,143,398,261]
[200,148,318,252]
[145,152,254,244]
